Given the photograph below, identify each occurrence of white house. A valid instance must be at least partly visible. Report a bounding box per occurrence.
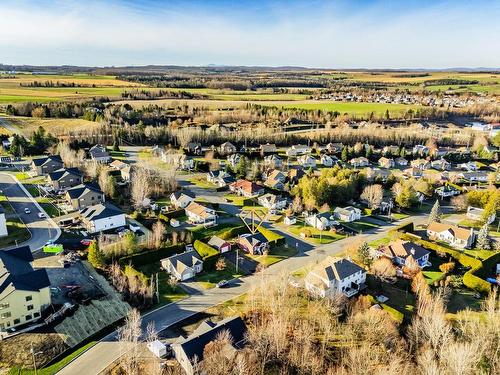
[457,172,489,183]
[320,154,335,167]
[263,154,283,168]
[258,193,287,210]
[411,159,431,170]
[161,250,203,281]
[435,185,461,198]
[413,145,429,155]
[161,153,194,170]
[185,202,217,225]
[305,212,337,231]
[467,206,496,224]
[378,157,395,169]
[227,154,242,168]
[80,203,126,233]
[427,222,475,249]
[286,144,311,157]
[395,157,409,167]
[170,191,195,209]
[207,170,235,187]
[0,206,7,237]
[459,161,480,172]
[349,157,370,168]
[305,257,366,298]
[431,159,451,171]
[284,216,297,225]
[334,206,362,222]
[297,155,317,168]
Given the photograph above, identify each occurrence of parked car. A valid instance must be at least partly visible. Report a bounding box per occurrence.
[216,280,229,288]
[24,208,31,214]
[38,212,47,218]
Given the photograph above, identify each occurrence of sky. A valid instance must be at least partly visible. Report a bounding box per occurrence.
[0,0,499,69]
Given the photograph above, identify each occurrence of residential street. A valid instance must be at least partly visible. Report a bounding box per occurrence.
[0,173,60,251]
[57,212,428,375]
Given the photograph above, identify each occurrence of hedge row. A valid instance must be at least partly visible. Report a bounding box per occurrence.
[119,243,185,268]
[218,225,247,240]
[258,227,286,246]
[193,240,219,259]
[389,221,414,234]
[398,234,491,294]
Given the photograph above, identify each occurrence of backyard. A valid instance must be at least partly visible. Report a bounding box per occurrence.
[282,220,345,244]
[246,245,298,267]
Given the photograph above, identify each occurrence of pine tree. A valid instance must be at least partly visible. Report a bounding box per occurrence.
[341,147,348,162]
[476,224,491,250]
[365,146,372,160]
[357,242,373,268]
[87,241,105,269]
[428,199,441,225]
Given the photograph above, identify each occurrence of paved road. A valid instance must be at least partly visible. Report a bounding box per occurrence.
[57,212,428,375]
[0,173,60,251]
[0,116,20,135]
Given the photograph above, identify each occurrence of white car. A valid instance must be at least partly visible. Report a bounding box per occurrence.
[24,208,31,214]
[38,212,47,219]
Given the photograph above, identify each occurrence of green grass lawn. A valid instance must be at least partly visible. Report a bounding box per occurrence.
[246,245,298,266]
[187,175,216,189]
[286,222,345,244]
[422,271,446,285]
[189,222,242,239]
[366,276,415,320]
[342,219,380,233]
[0,194,14,214]
[447,288,484,314]
[223,194,254,207]
[8,341,97,375]
[458,219,500,237]
[195,264,243,289]
[0,218,31,247]
[391,213,410,220]
[110,150,127,160]
[368,236,392,248]
[14,172,30,181]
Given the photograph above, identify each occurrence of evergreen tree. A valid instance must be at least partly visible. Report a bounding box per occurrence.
[476,224,491,250]
[87,241,105,269]
[365,146,373,160]
[481,193,499,224]
[235,156,249,178]
[357,242,373,268]
[113,140,120,152]
[341,147,348,162]
[428,199,442,225]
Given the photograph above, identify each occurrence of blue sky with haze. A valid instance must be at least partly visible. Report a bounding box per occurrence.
[0,0,498,68]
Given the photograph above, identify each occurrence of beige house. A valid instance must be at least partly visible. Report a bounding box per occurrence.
[65,184,105,210]
[0,246,51,333]
[427,222,475,248]
[30,155,64,176]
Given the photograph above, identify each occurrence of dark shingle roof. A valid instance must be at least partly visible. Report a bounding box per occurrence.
[0,246,50,295]
[66,184,103,199]
[32,155,62,167]
[80,203,123,221]
[176,316,247,364]
[48,167,82,182]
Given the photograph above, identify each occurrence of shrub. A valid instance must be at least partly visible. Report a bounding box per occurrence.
[217,225,247,240]
[193,240,219,259]
[118,243,184,267]
[124,264,149,284]
[258,227,285,245]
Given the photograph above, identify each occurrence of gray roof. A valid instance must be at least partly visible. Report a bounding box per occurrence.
[89,144,110,159]
[48,167,82,182]
[324,258,364,281]
[175,316,247,364]
[80,203,123,221]
[163,250,202,271]
[66,184,103,199]
[32,155,63,167]
[0,246,50,295]
[208,236,229,249]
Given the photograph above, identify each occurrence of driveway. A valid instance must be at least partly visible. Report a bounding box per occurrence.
[0,173,60,251]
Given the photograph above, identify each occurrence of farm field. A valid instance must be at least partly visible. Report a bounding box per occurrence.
[3,116,101,136]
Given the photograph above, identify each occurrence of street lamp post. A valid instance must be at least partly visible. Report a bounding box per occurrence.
[30,343,43,375]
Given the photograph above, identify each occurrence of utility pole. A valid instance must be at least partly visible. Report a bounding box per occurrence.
[235,249,239,274]
[156,272,159,303]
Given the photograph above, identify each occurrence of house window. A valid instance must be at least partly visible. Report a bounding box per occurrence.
[0,303,9,310]
[1,312,11,319]
[13,318,20,325]
[34,312,40,318]
[25,296,32,302]
[26,315,32,321]
[27,305,34,311]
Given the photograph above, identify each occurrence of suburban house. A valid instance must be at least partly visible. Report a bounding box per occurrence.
[161,153,194,170]
[0,246,51,333]
[227,154,242,168]
[219,142,237,155]
[404,167,423,179]
[263,154,283,168]
[31,155,64,176]
[260,143,277,154]
[258,193,287,210]
[80,203,126,233]
[264,170,287,190]
[47,168,83,191]
[208,236,231,253]
[229,179,265,197]
[334,206,362,222]
[411,159,431,170]
[65,184,105,210]
[435,185,461,198]
[110,160,132,181]
[170,191,195,209]
[320,154,335,167]
[185,202,217,225]
[459,161,480,171]
[89,144,111,163]
[264,169,286,182]
[207,170,235,187]
[395,157,409,167]
[457,172,488,183]
[286,144,311,157]
[171,316,247,375]
[427,222,476,248]
[378,240,431,268]
[349,157,369,168]
[305,257,366,298]
[161,250,203,281]
[467,206,496,224]
[431,159,452,171]
[288,168,305,184]
[305,212,337,231]
[382,145,400,155]
[365,167,390,182]
[325,142,343,154]
[297,155,316,168]
[284,215,297,225]
[0,206,7,237]
[412,145,429,155]
[378,157,395,169]
[237,233,268,255]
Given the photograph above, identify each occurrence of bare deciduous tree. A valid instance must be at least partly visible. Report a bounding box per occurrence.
[361,184,384,209]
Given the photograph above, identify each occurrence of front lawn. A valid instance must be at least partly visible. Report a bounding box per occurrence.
[286,222,345,244]
[189,222,243,240]
[391,213,409,220]
[342,219,379,233]
[447,288,484,314]
[422,271,446,285]
[366,276,415,320]
[187,175,216,189]
[246,245,297,266]
[137,263,188,305]
[0,219,31,247]
[463,249,498,260]
[223,194,254,207]
[368,236,392,248]
[195,264,243,289]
